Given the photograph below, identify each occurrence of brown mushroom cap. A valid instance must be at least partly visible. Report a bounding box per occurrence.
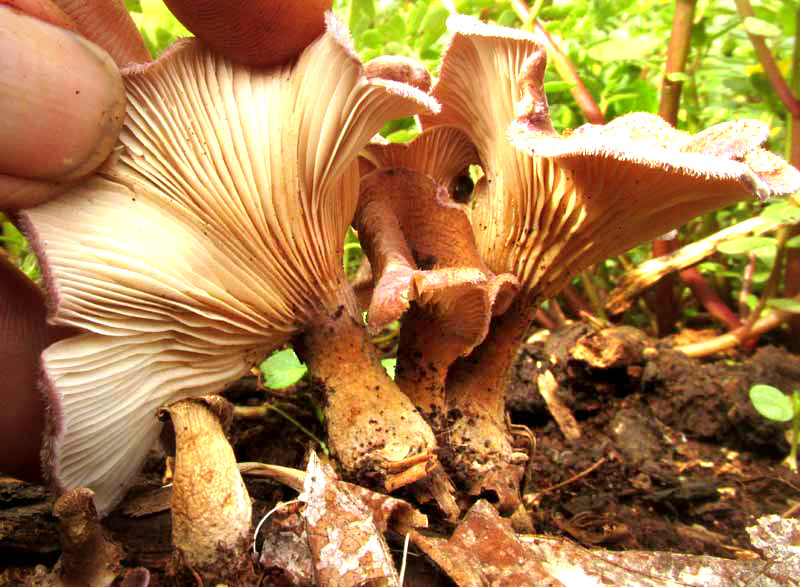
[19,14,439,515]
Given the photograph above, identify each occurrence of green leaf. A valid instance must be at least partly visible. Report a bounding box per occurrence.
[787,235,800,249]
[415,3,449,52]
[124,0,143,12]
[743,16,782,38]
[129,0,191,57]
[760,201,800,224]
[750,384,795,422]
[766,298,800,314]
[348,0,376,36]
[381,358,397,379]
[589,36,662,62]
[384,127,421,143]
[358,29,384,49]
[407,1,431,36]
[259,349,308,389]
[716,236,776,255]
[666,72,690,83]
[544,81,576,93]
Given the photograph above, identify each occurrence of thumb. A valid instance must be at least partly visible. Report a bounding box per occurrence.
[0,6,126,209]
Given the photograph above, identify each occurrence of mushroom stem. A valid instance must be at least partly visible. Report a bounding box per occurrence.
[395,305,451,426]
[299,297,438,490]
[52,488,123,587]
[159,396,254,581]
[443,296,532,512]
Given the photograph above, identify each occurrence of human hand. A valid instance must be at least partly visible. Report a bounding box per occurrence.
[0,0,147,481]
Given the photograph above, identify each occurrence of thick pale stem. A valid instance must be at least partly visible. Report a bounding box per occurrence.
[300,300,437,489]
[161,397,252,577]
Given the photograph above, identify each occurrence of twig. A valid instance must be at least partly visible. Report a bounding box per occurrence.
[523,457,607,507]
[740,252,758,318]
[537,370,581,441]
[398,532,411,586]
[607,216,784,314]
[675,295,800,357]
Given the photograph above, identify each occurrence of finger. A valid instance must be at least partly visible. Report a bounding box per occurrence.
[163,0,331,66]
[0,6,126,205]
[0,255,72,482]
[0,175,61,211]
[7,0,150,65]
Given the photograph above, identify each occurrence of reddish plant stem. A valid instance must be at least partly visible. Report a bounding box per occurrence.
[649,239,680,336]
[534,307,558,330]
[784,8,800,350]
[679,265,743,332]
[739,252,757,318]
[650,0,697,336]
[511,0,605,124]
[652,0,742,337]
[733,0,800,118]
[736,0,800,348]
[659,0,696,124]
[561,282,593,318]
[532,22,605,124]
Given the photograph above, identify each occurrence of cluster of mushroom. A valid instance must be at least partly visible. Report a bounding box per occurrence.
[15,5,800,581]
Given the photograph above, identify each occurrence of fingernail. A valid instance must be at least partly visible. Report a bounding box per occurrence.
[0,6,126,182]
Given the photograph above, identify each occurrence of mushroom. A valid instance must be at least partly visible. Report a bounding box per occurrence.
[51,487,125,587]
[418,15,800,508]
[356,126,519,428]
[159,396,255,582]
[17,14,441,515]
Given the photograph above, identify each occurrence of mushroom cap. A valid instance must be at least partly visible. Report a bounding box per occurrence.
[356,127,518,354]
[19,14,438,515]
[421,16,800,300]
[162,0,332,67]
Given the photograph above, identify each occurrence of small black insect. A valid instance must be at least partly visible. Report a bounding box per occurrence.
[451,173,474,204]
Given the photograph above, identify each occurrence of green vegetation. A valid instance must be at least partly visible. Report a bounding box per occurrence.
[749,383,800,471]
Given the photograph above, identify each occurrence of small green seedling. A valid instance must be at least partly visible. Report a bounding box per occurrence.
[749,384,800,472]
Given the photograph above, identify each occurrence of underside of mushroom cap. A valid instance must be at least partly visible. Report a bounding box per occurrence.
[507,112,800,298]
[20,14,439,515]
[423,15,800,299]
[418,14,800,513]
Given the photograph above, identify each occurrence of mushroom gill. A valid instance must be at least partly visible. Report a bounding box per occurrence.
[356,127,519,427]
[19,14,441,515]
[419,15,800,510]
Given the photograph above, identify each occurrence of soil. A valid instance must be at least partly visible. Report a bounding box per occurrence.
[1,323,799,584]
